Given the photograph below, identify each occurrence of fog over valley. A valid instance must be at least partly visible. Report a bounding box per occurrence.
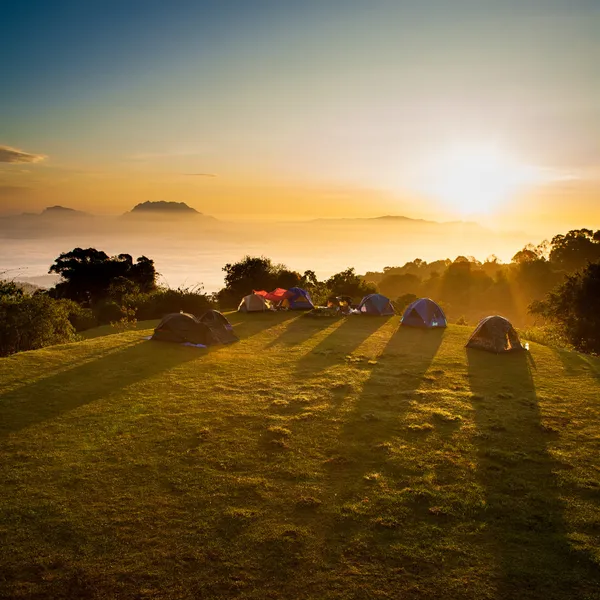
[1,205,534,291]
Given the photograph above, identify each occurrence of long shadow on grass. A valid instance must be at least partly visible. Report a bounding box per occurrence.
[320,326,444,567]
[554,348,600,384]
[0,341,201,439]
[263,313,337,349]
[467,349,600,600]
[228,311,297,341]
[295,316,392,374]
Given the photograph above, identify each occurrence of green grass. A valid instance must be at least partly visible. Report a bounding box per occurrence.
[1,313,600,599]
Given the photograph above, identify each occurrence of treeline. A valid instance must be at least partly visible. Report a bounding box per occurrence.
[1,228,599,356]
[364,229,600,328]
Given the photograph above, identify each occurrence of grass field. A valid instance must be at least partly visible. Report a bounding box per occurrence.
[1,313,600,599]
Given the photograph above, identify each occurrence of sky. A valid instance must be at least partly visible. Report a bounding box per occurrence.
[1,0,599,232]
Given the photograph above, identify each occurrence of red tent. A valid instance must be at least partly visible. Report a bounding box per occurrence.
[254,288,288,303]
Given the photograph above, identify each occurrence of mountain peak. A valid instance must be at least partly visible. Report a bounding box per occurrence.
[130,201,200,214]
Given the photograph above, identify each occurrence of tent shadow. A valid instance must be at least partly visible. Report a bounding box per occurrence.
[0,341,201,440]
[228,311,297,341]
[466,348,599,599]
[320,325,444,561]
[295,316,393,374]
[554,348,600,383]
[263,313,339,350]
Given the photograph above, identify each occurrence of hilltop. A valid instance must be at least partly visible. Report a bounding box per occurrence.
[125,200,212,218]
[1,314,599,599]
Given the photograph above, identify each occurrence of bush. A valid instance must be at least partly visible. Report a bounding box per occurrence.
[518,325,571,349]
[126,286,213,320]
[393,293,418,313]
[0,295,76,356]
[58,298,98,332]
[94,300,127,325]
[530,262,600,354]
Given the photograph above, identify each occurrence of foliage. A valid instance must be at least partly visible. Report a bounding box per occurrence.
[49,248,157,305]
[325,267,376,300]
[392,293,418,313]
[58,298,98,332]
[126,286,213,320]
[0,294,76,356]
[549,229,600,272]
[518,324,570,349]
[530,262,600,354]
[0,280,24,300]
[218,256,301,307]
[378,273,420,299]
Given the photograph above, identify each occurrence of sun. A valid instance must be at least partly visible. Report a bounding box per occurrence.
[416,144,546,215]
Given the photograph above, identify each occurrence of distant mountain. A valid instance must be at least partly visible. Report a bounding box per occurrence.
[18,205,91,218]
[127,201,202,215]
[307,214,487,230]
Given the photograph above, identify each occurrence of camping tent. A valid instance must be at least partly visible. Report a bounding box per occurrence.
[238,294,271,312]
[466,316,524,353]
[151,312,220,345]
[198,309,239,344]
[401,298,447,328]
[280,287,314,310]
[358,293,395,316]
[255,288,288,303]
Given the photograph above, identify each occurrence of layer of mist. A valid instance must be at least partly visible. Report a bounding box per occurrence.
[0,209,534,292]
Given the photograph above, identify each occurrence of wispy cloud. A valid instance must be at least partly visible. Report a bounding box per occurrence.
[0,145,46,164]
[184,173,217,177]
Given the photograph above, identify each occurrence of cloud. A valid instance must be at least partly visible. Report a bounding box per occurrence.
[184,173,217,177]
[0,145,46,164]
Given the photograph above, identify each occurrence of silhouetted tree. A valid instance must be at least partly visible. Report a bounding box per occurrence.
[48,248,157,305]
[326,268,376,300]
[549,229,600,272]
[217,256,302,307]
[530,261,600,354]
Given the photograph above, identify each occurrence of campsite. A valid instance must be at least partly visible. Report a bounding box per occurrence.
[1,306,600,599]
[3,2,600,598]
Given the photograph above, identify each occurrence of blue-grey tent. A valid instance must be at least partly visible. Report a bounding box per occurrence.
[282,287,314,310]
[358,293,395,316]
[401,298,447,328]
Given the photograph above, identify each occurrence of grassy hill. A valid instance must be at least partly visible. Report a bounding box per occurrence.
[1,314,599,599]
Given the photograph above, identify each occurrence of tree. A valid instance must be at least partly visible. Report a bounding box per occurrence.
[49,248,157,305]
[0,279,24,299]
[325,268,376,300]
[549,229,600,272]
[0,295,76,356]
[218,256,302,307]
[378,273,420,299]
[530,261,600,354]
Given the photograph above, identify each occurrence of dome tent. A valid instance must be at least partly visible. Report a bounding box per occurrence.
[280,287,314,310]
[238,294,271,312]
[466,316,525,354]
[152,312,220,346]
[358,294,395,316]
[401,298,447,328]
[198,309,239,344]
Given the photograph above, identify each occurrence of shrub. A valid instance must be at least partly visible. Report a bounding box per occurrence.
[0,295,76,356]
[94,300,127,325]
[58,298,98,332]
[393,293,418,313]
[126,286,213,320]
[530,262,600,354]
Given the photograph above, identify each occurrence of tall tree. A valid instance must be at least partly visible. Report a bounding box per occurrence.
[530,261,600,354]
[49,248,156,305]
